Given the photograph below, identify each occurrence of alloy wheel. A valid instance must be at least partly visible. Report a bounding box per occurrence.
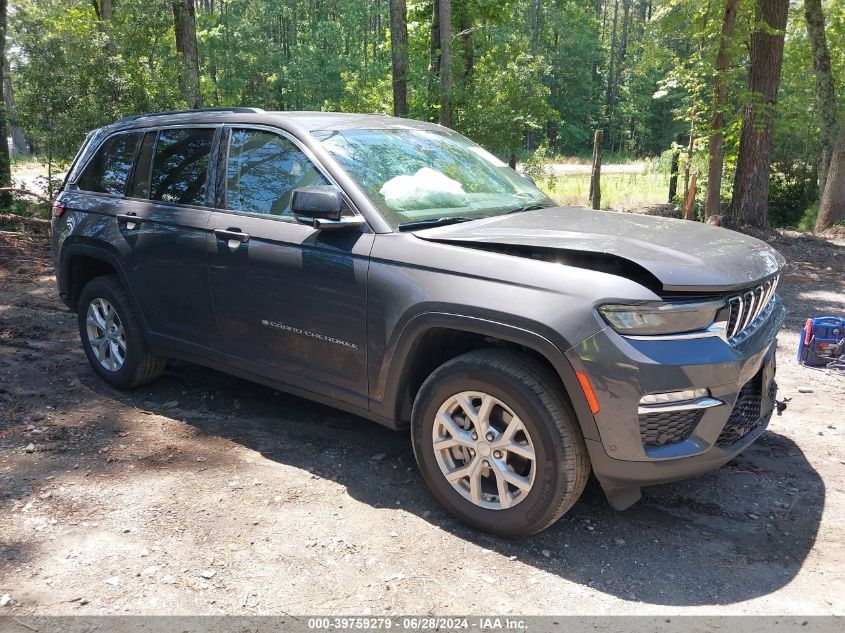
[431,391,536,510]
[85,298,127,371]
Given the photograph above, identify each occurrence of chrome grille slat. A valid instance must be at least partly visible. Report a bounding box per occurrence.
[726,275,779,343]
[732,294,745,338]
[742,291,755,331]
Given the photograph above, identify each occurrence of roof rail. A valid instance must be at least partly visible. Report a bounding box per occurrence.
[113,107,265,125]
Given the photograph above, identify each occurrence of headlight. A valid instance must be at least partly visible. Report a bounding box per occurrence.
[599,299,726,336]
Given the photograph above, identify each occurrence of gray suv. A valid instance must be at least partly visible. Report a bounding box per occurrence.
[51,108,785,536]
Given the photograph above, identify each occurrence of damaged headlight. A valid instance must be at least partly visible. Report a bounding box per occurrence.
[599,299,726,336]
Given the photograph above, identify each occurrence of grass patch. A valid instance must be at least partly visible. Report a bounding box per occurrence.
[539,171,671,211]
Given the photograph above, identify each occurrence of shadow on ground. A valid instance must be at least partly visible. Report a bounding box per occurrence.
[100,358,825,607]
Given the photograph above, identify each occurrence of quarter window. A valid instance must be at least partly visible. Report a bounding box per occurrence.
[226,129,328,217]
[77,133,141,195]
[150,128,216,206]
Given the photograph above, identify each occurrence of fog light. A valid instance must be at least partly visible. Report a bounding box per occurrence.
[639,388,709,405]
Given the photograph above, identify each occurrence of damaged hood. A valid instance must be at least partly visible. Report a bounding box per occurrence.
[412,206,785,293]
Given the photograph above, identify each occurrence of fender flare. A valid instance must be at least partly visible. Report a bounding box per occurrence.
[371,311,600,442]
[58,241,149,331]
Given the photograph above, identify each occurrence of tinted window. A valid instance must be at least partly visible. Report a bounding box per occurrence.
[150,128,216,206]
[78,133,141,195]
[226,129,328,217]
[128,131,157,199]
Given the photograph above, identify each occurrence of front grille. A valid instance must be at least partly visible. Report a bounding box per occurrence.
[726,275,779,340]
[715,374,775,447]
[639,409,703,448]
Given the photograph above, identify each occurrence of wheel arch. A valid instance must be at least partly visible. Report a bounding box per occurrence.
[373,312,600,442]
[58,243,148,330]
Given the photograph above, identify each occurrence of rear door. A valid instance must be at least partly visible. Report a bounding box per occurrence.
[206,126,373,407]
[112,126,220,357]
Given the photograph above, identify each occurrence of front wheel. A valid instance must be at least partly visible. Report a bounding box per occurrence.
[411,349,590,536]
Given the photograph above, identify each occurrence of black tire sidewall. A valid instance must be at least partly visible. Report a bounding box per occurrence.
[77,277,146,389]
[412,362,567,536]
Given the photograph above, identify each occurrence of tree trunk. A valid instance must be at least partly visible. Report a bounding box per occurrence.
[3,61,27,155]
[100,0,112,21]
[172,0,203,109]
[683,173,697,221]
[459,6,473,81]
[439,0,453,128]
[389,0,409,117]
[730,0,789,227]
[605,0,618,120]
[668,133,682,203]
[815,116,845,231]
[0,0,11,208]
[590,129,604,210]
[529,0,541,54]
[428,0,441,122]
[804,0,837,195]
[705,0,739,219]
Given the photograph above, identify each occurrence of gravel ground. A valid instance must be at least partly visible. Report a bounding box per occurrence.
[0,227,843,616]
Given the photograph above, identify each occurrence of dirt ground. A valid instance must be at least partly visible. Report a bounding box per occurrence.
[0,227,843,616]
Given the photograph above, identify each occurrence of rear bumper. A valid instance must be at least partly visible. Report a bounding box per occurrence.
[566,297,785,509]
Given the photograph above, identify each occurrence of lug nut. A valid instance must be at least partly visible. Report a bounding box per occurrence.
[483,460,490,467]
[485,432,495,441]
[471,432,478,440]
[493,450,503,459]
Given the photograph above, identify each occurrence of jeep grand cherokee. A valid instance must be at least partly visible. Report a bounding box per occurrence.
[51,108,785,536]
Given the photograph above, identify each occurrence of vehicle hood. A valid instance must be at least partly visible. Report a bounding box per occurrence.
[412,206,785,293]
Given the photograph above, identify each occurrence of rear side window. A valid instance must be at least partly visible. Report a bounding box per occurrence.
[225,128,328,217]
[128,131,157,199]
[77,133,141,195]
[150,128,216,206]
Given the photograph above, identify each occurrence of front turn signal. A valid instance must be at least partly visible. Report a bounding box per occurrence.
[575,371,601,415]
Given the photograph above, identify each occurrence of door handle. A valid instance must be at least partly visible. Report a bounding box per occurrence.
[116,212,143,228]
[214,228,250,243]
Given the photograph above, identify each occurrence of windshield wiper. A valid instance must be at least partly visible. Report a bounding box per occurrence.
[507,203,556,214]
[398,216,477,231]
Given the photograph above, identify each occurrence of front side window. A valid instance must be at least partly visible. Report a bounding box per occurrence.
[225,128,328,217]
[150,127,216,206]
[77,132,141,195]
[313,128,554,229]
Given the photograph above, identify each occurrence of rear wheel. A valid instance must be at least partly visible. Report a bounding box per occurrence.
[411,349,590,536]
[77,275,165,389]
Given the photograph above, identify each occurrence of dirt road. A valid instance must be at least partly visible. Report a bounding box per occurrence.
[0,228,843,616]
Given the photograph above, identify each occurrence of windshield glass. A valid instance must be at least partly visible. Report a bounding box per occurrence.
[312,128,555,229]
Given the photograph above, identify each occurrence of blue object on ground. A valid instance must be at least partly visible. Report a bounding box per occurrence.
[797,316,845,366]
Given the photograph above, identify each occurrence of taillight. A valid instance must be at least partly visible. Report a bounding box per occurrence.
[52,201,66,218]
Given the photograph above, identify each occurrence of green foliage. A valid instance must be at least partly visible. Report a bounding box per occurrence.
[768,165,818,228]
[5,0,843,225]
[462,38,557,163]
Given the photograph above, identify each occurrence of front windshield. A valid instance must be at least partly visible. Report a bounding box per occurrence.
[312,127,555,229]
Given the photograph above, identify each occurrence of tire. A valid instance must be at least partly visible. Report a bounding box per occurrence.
[77,275,166,389]
[411,349,590,536]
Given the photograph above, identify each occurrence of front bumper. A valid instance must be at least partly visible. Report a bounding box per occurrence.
[567,297,785,509]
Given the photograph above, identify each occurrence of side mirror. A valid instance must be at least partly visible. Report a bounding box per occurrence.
[292,185,343,221]
[292,184,366,232]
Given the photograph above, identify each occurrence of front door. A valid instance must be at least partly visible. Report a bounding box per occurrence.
[206,127,372,408]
